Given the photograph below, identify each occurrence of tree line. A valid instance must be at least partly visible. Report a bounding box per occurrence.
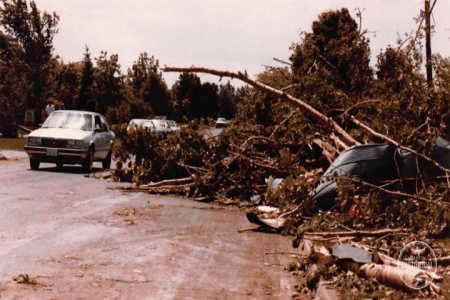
[0,0,243,137]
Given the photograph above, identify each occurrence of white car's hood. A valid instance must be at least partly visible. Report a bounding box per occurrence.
[29,128,92,140]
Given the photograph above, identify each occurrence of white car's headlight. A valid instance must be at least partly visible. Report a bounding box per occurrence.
[67,140,82,149]
[27,137,41,146]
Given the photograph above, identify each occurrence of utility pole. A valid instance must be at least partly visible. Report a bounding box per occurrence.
[425,0,432,86]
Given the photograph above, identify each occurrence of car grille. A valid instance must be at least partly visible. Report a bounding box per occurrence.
[41,138,67,148]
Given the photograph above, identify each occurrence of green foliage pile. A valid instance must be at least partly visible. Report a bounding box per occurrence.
[112,121,209,185]
[112,119,311,203]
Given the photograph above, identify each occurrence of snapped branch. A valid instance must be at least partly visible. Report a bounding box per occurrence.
[162,65,360,147]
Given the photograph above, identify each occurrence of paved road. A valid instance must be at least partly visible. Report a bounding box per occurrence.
[0,157,298,299]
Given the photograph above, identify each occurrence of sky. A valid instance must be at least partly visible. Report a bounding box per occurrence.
[31,0,450,89]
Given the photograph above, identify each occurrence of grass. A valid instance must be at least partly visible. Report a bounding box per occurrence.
[0,137,27,151]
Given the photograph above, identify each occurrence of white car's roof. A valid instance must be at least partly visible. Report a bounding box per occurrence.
[129,119,148,123]
[55,110,104,117]
[150,119,167,125]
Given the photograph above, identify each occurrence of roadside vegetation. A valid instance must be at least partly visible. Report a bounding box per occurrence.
[0,137,26,150]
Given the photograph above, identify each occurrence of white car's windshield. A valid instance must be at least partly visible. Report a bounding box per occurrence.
[42,112,93,131]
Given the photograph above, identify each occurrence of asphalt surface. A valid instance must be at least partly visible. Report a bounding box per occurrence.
[0,153,299,299]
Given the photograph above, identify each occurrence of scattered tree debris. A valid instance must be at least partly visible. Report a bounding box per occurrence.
[13,274,36,285]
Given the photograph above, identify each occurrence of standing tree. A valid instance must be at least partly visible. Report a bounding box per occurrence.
[127,52,158,92]
[77,45,94,111]
[172,72,202,120]
[290,8,373,115]
[0,31,28,136]
[0,0,59,125]
[48,58,81,110]
[140,71,172,118]
[218,82,237,120]
[93,51,123,116]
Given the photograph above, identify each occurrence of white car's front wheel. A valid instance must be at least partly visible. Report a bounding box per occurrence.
[30,159,40,170]
[102,151,112,169]
[83,148,94,172]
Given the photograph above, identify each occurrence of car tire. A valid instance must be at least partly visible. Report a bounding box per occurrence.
[102,151,112,169]
[83,147,94,173]
[30,159,40,170]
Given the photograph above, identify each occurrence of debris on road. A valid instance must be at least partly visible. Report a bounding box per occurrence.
[13,274,36,285]
[91,117,450,298]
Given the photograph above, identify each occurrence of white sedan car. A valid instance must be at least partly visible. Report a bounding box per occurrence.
[216,117,227,128]
[25,111,115,172]
[143,119,172,136]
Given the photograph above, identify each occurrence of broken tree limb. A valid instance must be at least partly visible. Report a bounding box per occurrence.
[304,228,410,239]
[227,150,279,170]
[269,108,299,140]
[108,183,195,194]
[141,177,193,188]
[342,260,438,293]
[341,176,436,203]
[305,236,357,243]
[162,65,360,147]
[435,256,450,266]
[238,226,261,233]
[330,133,349,151]
[177,163,210,174]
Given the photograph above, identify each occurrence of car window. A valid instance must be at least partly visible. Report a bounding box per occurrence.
[100,116,108,131]
[94,116,103,132]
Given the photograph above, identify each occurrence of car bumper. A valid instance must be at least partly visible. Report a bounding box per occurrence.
[25,146,89,164]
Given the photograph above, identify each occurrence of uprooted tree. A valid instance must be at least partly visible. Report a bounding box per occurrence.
[110,7,450,297]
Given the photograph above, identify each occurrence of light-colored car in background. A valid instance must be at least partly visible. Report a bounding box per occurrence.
[127,118,148,130]
[143,119,172,136]
[166,120,181,133]
[24,111,115,172]
[215,117,227,128]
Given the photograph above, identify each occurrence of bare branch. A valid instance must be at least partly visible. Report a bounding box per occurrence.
[341,176,436,203]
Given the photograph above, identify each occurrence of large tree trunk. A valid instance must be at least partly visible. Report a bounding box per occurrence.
[343,260,439,293]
